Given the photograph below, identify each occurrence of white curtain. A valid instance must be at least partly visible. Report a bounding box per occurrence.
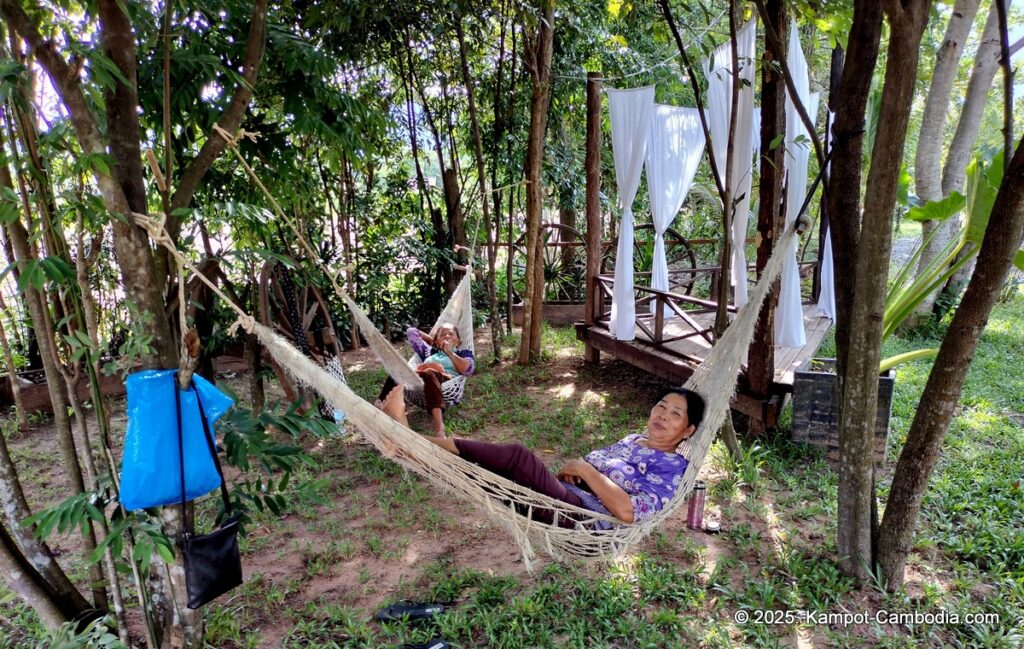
[775,21,818,347]
[817,110,837,320]
[818,227,837,319]
[703,20,758,309]
[645,105,705,317]
[607,87,655,341]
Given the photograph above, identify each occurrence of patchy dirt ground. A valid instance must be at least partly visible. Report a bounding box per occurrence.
[2,323,981,647]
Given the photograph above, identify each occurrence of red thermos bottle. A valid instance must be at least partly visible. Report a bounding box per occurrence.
[687,480,706,529]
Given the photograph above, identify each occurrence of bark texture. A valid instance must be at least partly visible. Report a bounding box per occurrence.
[837,0,932,580]
[826,0,883,380]
[0,0,174,367]
[518,0,555,364]
[912,0,981,316]
[938,3,1007,296]
[878,134,1024,588]
[0,152,94,620]
[456,19,500,362]
[748,0,787,414]
[0,522,66,628]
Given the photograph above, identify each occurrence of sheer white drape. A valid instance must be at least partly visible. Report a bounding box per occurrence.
[775,22,819,347]
[608,87,655,340]
[817,110,837,320]
[645,105,705,317]
[818,227,837,319]
[703,20,757,309]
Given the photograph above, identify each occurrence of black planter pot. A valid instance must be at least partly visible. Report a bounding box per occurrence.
[791,358,894,463]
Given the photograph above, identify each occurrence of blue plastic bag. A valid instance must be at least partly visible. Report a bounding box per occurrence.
[120,370,235,511]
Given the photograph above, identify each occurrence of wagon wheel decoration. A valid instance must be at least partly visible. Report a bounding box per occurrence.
[510,223,587,303]
[258,259,341,404]
[601,224,699,296]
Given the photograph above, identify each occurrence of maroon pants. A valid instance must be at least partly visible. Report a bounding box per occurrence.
[379,367,448,411]
[454,439,585,526]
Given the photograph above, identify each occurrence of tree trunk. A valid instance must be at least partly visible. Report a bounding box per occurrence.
[826,0,883,381]
[911,0,981,319]
[0,154,96,619]
[937,3,1006,300]
[0,313,29,431]
[814,47,844,300]
[456,19,501,362]
[518,0,555,364]
[583,72,602,365]
[168,0,268,216]
[0,0,174,368]
[443,167,463,296]
[837,0,932,580]
[0,522,67,628]
[878,133,1024,588]
[748,0,787,430]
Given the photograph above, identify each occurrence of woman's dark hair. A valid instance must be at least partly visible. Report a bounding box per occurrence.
[658,387,705,429]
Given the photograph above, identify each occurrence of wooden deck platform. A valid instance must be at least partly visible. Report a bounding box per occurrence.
[575,303,833,428]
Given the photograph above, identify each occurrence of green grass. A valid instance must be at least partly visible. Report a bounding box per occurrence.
[3,298,1023,647]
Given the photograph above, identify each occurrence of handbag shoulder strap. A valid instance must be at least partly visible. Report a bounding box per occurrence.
[174,374,233,541]
[193,385,233,516]
[174,379,190,539]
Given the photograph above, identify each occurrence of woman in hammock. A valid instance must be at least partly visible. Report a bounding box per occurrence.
[379,385,704,526]
[376,323,474,438]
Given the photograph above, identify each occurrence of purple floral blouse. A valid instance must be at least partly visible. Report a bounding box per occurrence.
[563,434,690,527]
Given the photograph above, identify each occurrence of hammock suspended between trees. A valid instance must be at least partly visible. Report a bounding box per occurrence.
[237,222,799,566]
[338,255,475,409]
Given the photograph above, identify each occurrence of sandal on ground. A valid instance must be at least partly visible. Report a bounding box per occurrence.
[375,601,445,622]
[399,640,449,649]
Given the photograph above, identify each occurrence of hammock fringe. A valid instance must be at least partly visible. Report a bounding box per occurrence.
[240,222,798,564]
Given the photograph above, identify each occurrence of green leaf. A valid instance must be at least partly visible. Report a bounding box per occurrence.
[1014,249,1024,272]
[879,348,938,373]
[964,152,1005,245]
[905,192,966,223]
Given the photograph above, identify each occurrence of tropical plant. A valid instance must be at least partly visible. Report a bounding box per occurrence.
[879,150,1019,371]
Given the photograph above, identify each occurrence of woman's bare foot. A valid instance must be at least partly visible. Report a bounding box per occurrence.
[380,385,411,429]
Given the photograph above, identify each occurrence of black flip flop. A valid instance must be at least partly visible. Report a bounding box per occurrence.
[399,640,449,649]
[376,601,445,622]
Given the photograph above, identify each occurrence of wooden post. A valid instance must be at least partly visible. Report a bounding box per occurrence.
[747,0,787,433]
[583,71,602,365]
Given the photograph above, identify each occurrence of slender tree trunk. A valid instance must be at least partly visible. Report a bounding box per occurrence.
[0,314,29,430]
[0,151,96,619]
[826,0,883,382]
[815,47,844,299]
[938,3,1007,299]
[518,0,555,364]
[456,20,501,361]
[748,0,787,430]
[911,0,982,319]
[837,0,932,580]
[879,133,1024,588]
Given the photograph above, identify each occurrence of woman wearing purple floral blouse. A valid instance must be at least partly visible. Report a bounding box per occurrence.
[378,386,705,526]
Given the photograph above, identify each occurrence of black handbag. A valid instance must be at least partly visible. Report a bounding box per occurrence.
[174,379,243,609]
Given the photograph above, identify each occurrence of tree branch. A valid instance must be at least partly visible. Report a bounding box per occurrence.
[168,0,269,217]
[751,0,828,178]
[658,0,726,199]
[995,0,1014,164]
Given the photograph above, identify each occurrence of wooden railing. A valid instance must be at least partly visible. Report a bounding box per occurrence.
[593,275,731,364]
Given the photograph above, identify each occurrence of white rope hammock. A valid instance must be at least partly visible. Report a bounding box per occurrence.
[404,272,475,409]
[234,220,800,566]
[142,126,802,566]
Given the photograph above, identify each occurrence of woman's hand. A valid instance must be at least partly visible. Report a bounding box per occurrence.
[556,458,590,485]
[558,458,636,523]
